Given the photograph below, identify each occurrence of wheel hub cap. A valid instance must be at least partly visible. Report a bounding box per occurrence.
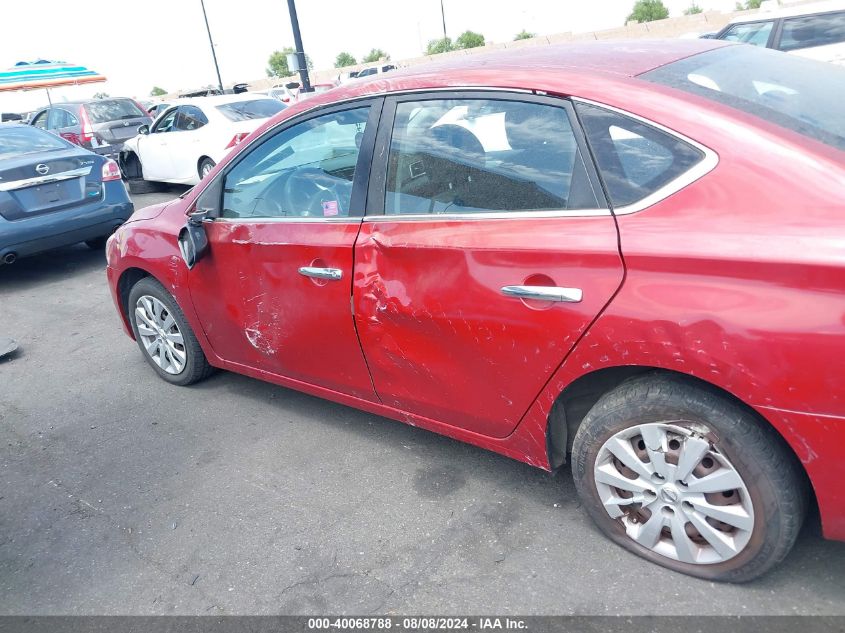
[593,422,755,565]
[134,295,186,375]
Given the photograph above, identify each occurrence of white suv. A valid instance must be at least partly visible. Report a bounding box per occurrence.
[714,0,845,65]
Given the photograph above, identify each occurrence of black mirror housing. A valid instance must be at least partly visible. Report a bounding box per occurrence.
[178,215,209,269]
[138,124,150,135]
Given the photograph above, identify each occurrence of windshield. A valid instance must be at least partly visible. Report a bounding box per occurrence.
[84,99,147,123]
[0,125,68,159]
[216,99,286,122]
[642,45,845,152]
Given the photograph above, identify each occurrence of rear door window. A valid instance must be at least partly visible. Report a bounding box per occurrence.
[718,20,775,47]
[84,99,146,124]
[31,111,49,129]
[384,98,599,215]
[778,11,845,51]
[575,103,704,208]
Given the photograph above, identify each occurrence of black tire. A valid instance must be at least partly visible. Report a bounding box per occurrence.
[198,157,216,180]
[571,372,807,583]
[84,236,108,251]
[127,177,162,195]
[127,277,215,386]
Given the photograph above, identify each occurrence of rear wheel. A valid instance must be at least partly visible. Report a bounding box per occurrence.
[571,373,807,582]
[127,277,214,386]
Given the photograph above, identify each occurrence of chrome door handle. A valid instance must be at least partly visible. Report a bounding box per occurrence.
[298,266,343,281]
[501,285,582,303]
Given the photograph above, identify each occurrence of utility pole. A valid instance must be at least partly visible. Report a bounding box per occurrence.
[286,0,312,92]
[440,0,447,39]
[199,0,224,92]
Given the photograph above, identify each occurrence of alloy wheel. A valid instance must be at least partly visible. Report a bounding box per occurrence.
[134,295,186,375]
[593,422,754,565]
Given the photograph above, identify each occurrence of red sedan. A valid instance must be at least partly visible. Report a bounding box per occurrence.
[106,39,845,582]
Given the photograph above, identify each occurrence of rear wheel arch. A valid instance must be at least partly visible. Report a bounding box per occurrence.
[546,366,813,508]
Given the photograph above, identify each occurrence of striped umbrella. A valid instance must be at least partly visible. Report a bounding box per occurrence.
[0,60,106,103]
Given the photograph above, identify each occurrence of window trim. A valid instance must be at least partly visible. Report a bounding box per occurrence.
[205,97,384,222]
[572,97,719,216]
[365,89,609,222]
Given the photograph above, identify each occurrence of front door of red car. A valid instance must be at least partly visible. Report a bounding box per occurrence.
[354,93,625,437]
[187,101,382,400]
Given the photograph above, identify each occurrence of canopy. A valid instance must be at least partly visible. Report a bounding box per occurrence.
[0,60,106,92]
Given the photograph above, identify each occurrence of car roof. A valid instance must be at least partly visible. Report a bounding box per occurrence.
[727,0,845,24]
[168,94,278,107]
[292,39,731,108]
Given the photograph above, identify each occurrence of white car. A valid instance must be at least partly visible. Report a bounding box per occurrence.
[354,63,396,79]
[714,0,845,65]
[120,94,286,191]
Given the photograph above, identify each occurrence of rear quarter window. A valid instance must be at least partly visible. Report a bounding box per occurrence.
[575,103,704,209]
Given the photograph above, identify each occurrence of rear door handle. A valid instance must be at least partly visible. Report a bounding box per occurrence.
[298,266,343,281]
[501,285,582,303]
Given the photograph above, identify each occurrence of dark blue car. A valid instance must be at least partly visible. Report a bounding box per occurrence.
[0,124,133,264]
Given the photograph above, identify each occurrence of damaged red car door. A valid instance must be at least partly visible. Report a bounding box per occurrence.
[354,94,625,437]
[187,103,381,400]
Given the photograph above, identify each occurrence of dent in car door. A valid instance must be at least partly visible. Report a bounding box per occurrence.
[187,101,382,400]
[354,94,624,438]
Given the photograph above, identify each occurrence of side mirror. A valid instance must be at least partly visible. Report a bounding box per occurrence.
[138,124,150,135]
[285,82,301,90]
[178,211,209,269]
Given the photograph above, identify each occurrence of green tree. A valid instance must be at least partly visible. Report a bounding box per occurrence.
[426,37,454,55]
[266,48,294,77]
[627,0,670,23]
[150,86,167,97]
[335,51,357,67]
[514,30,536,40]
[455,30,485,49]
[735,0,762,9]
[684,2,703,14]
[93,91,109,99]
[362,48,390,63]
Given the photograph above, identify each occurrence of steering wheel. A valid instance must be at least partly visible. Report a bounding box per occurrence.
[281,167,346,217]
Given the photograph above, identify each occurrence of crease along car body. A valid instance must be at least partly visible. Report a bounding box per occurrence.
[105,40,845,583]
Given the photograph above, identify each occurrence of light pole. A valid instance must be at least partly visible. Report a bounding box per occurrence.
[440,0,447,39]
[286,0,312,93]
[199,0,224,93]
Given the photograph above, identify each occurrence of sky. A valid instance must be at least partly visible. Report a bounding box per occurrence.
[0,0,739,112]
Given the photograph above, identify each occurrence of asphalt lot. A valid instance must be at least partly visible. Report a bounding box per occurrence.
[1,185,844,615]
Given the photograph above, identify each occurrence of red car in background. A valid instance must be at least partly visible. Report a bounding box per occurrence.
[105,39,845,582]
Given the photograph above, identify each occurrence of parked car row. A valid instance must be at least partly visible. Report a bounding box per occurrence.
[105,40,845,583]
[713,0,845,64]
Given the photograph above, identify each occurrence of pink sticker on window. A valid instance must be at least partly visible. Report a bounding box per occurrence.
[322,200,339,217]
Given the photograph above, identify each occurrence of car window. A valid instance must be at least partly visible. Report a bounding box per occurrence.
[221,107,369,219]
[216,99,286,122]
[642,45,845,152]
[153,108,178,133]
[51,108,78,129]
[719,20,774,47]
[385,98,599,215]
[358,68,376,77]
[575,103,704,208]
[84,99,146,123]
[31,111,49,129]
[0,125,68,158]
[175,105,208,131]
[779,11,845,51]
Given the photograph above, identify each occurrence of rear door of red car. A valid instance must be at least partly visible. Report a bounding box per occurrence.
[187,99,382,401]
[353,92,624,438]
